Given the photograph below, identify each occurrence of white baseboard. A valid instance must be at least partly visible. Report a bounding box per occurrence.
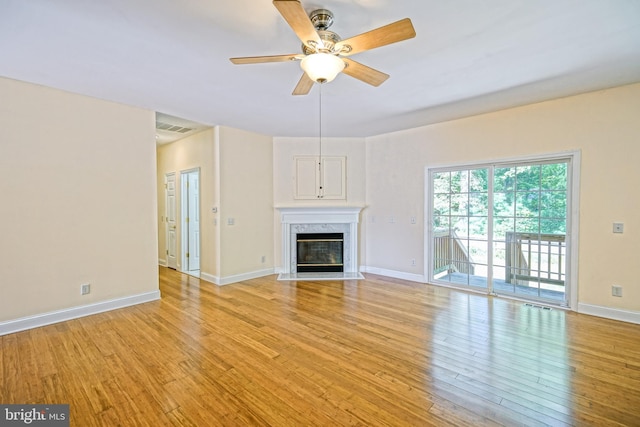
[0,290,161,336]
[578,303,640,325]
[158,258,168,267]
[360,266,426,283]
[200,268,276,286]
[199,272,218,284]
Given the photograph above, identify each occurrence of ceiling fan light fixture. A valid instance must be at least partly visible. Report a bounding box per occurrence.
[300,53,345,83]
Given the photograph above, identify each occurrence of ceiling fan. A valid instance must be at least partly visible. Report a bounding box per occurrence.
[230,0,416,95]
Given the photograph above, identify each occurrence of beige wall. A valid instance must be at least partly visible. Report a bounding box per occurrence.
[273,136,367,267]
[365,83,640,313]
[156,129,217,276]
[0,77,159,322]
[217,126,274,280]
[156,126,274,284]
[4,75,637,327]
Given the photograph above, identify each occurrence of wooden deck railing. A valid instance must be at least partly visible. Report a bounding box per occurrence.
[433,229,475,275]
[505,232,566,287]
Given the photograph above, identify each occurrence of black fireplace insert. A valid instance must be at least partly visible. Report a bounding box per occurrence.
[296,233,344,273]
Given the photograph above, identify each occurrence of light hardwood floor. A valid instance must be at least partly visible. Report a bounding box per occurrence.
[2,267,640,426]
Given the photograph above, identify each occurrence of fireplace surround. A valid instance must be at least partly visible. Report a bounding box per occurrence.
[277,207,364,280]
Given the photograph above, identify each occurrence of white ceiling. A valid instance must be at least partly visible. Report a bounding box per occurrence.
[2,0,639,138]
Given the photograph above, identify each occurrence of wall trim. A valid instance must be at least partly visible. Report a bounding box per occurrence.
[158,259,168,267]
[200,268,276,286]
[200,272,218,284]
[361,266,425,283]
[578,303,640,325]
[0,290,161,336]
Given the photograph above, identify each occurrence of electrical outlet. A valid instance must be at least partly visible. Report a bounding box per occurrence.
[410,217,416,224]
[81,284,91,295]
[261,255,266,263]
[411,258,416,266]
[612,285,623,297]
[613,222,624,233]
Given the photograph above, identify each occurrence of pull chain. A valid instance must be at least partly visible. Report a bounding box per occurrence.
[318,83,323,198]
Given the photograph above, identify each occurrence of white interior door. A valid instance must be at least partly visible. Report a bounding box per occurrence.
[165,173,177,269]
[181,169,200,275]
[188,171,200,271]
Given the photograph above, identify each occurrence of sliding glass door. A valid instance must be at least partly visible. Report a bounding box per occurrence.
[429,156,572,306]
[492,163,568,302]
[432,168,490,290]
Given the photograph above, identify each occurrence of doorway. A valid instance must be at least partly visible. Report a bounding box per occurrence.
[181,168,200,276]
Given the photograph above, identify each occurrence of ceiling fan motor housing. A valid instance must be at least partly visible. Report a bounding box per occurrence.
[302,30,341,55]
[309,9,334,30]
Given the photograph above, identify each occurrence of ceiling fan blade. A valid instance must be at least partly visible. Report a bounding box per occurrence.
[273,0,323,50]
[230,54,302,64]
[292,73,314,95]
[335,18,416,56]
[342,58,389,87]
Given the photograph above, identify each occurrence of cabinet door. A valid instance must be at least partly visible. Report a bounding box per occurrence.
[294,156,346,200]
[320,156,346,199]
[294,156,320,199]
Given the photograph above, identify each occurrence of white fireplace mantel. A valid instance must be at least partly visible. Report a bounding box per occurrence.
[277,206,364,280]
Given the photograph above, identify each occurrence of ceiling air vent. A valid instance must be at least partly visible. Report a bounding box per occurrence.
[155,121,194,134]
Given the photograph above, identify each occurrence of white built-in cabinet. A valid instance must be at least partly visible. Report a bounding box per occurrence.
[294,156,346,200]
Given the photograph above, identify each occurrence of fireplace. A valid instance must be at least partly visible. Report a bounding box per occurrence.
[296,233,344,273]
[277,206,364,280]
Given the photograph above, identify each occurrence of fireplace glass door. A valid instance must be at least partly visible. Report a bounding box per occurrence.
[296,233,344,272]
